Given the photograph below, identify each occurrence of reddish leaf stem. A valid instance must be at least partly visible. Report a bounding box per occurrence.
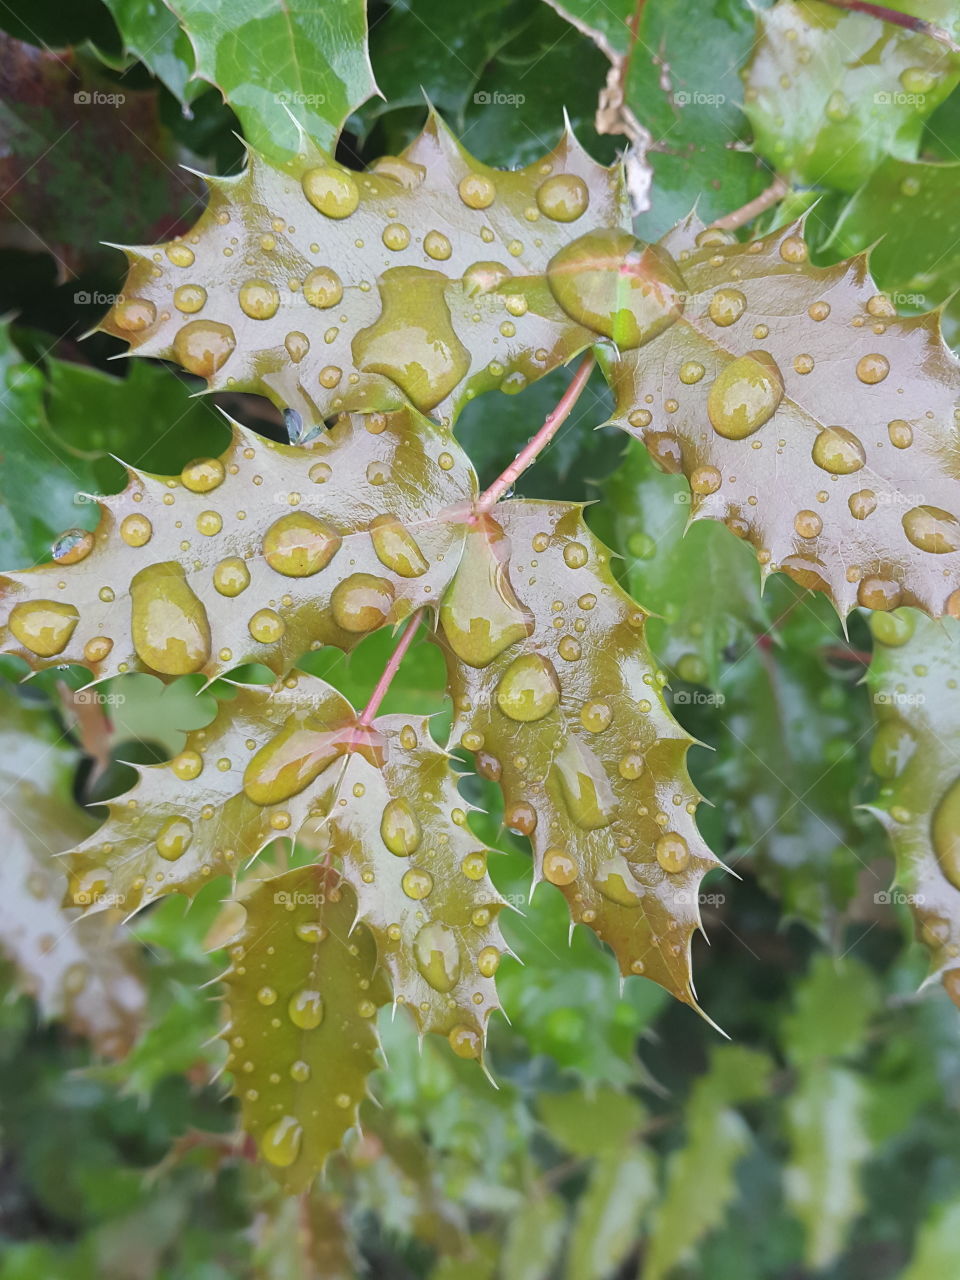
[476,351,596,511]
[358,610,424,726]
[711,174,789,232]
[815,0,960,51]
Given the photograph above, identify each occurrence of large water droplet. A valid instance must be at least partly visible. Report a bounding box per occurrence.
[369,515,429,577]
[870,719,915,780]
[288,988,324,1029]
[263,513,341,577]
[552,737,616,829]
[413,921,461,992]
[302,167,359,218]
[462,261,512,297]
[537,173,589,221]
[330,573,395,632]
[546,229,686,349]
[244,723,344,805]
[238,279,280,320]
[173,320,236,378]
[213,556,250,597]
[381,798,421,856]
[655,832,690,873]
[812,426,866,474]
[52,529,94,565]
[130,562,210,675]
[439,517,532,666]
[902,506,960,554]
[596,855,642,906]
[707,350,784,439]
[120,514,153,547]
[260,1116,303,1168]
[8,600,79,656]
[303,266,343,309]
[707,288,747,327]
[496,653,560,721]
[181,457,225,493]
[543,847,578,885]
[155,815,193,861]
[933,777,960,891]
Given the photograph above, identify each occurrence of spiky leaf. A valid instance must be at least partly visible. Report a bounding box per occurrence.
[434,499,719,1004]
[64,673,506,1041]
[0,686,144,1056]
[567,1141,656,1280]
[222,866,388,1190]
[607,215,960,617]
[99,114,628,424]
[741,0,960,192]
[0,410,473,682]
[866,608,960,1002]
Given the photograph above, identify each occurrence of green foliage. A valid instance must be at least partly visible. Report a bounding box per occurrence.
[2,0,960,1275]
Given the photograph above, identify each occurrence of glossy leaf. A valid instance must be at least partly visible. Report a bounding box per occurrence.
[641,1046,772,1280]
[63,673,506,1042]
[0,410,473,682]
[0,685,144,1056]
[222,866,388,1190]
[607,214,960,618]
[100,0,201,104]
[435,499,719,1004]
[567,1141,656,1280]
[866,608,960,1003]
[99,113,628,424]
[742,0,960,192]
[165,0,377,162]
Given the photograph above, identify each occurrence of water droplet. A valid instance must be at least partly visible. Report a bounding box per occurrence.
[563,541,588,569]
[248,608,285,643]
[676,653,708,683]
[120,514,153,547]
[478,945,500,977]
[448,1024,481,1058]
[213,556,250,597]
[558,635,581,661]
[779,235,807,263]
[238,279,280,320]
[596,855,642,905]
[330,573,394,632]
[8,599,78,658]
[84,636,113,663]
[536,173,589,221]
[382,222,410,250]
[414,921,461,991]
[900,66,936,94]
[381,798,421,856]
[690,465,722,495]
[367,514,429,578]
[707,350,783,439]
[401,868,433,900]
[244,723,343,805]
[618,751,644,780]
[553,737,616,829]
[794,509,822,538]
[462,261,512,297]
[172,750,203,780]
[656,832,689,873]
[887,419,913,449]
[260,1115,303,1167]
[547,228,686,349]
[903,505,960,554]
[848,490,876,521]
[290,1060,311,1081]
[543,847,578,885]
[288,988,324,1029]
[812,426,866,474]
[263,513,341,577]
[285,331,310,362]
[679,360,705,384]
[295,921,327,944]
[424,230,452,260]
[174,284,206,314]
[581,700,613,733]
[52,529,94,564]
[257,986,277,1006]
[708,288,747,327]
[496,653,560,722]
[131,562,210,674]
[303,266,343,309]
[856,353,889,384]
[857,575,901,610]
[155,815,193,861]
[302,167,359,218]
[870,719,915,779]
[825,89,850,122]
[113,297,156,331]
[439,518,532,666]
[458,173,496,209]
[181,457,225,493]
[173,320,236,377]
[933,777,960,890]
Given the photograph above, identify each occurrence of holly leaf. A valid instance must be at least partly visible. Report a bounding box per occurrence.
[63,672,507,1045]
[781,953,879,1068]
[98,113,629,424]
[865,607,960,1003]
[741,0,960,193]
[606,215,960,618]
[165,0,377,163]
[566,1141,657,1280]
[100,0,202,105]
[640,1046,773,1280]
[434,500,720,1005]
[0,685,145,1056]
[221,865,389,1190]
[0,409,473,682]
[502,1193,566,1280]
[596,437,765,687]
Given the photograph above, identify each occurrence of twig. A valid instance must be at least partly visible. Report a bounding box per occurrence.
[357,610,425,726]
[816,0,960,52]
[711,174,789,232]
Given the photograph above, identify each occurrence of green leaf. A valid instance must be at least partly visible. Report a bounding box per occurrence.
[100,0,201,104]
[784,1065,870,1270]
[502,1193,566,1280]
[222,865,389,1190]
[0,683,145,1056]
[781,953,879,1068]
[435,501,719,1005]
[901,1195,960,1280]
[742,0,960,192]
[538,1086,645,1157]
[866,608,960,1003]
[641,1046,772,1280]
[596,437,765,687]
[0,409,473,683]
[567,1141,656,1280]
[165,0,377,163]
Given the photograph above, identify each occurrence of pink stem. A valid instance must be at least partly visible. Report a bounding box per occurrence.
[711,175,788,232]
[358,610,424,725]
[476,352,596,511]
[816,0,960,50]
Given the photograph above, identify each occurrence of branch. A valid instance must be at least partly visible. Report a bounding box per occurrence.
[357,610,425,726]
[816,0,960,51]
[711,174,789,232]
